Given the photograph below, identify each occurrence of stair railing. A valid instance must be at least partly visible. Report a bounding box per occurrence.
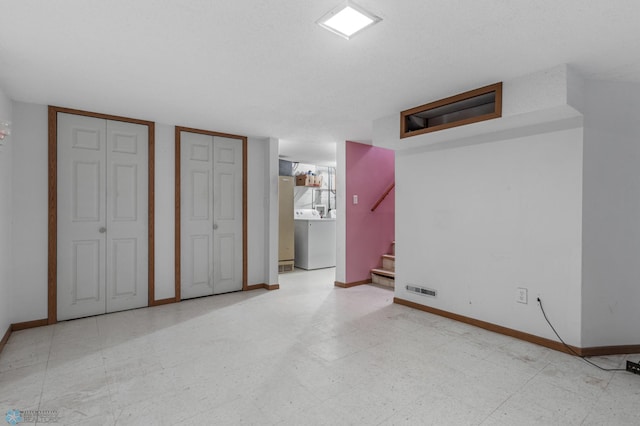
[370,182,395,212]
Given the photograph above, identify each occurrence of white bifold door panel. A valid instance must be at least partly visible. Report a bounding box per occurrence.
[181,131,243,299]
[57,113,148,321]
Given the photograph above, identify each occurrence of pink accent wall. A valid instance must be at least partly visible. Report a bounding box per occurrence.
[346,141,395,283]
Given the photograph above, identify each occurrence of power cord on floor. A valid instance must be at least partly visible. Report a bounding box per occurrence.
[537,297,627,372]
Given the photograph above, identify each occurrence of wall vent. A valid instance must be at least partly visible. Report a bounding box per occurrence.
[400,82,502,138]
[406,284,437,297]
[278,263,294,273]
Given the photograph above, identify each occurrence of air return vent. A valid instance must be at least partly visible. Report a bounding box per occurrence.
[406,285,437,297]
[400,82,502,138]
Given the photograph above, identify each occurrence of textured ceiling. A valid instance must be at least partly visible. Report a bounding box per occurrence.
[1,0,639,164]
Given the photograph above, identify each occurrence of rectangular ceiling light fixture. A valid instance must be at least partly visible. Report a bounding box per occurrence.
[317,1,382,40]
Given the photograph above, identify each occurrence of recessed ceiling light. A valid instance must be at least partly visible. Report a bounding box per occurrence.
[317,2,382,40]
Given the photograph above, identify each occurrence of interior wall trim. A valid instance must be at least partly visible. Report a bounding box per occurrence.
[335,279,371,288]
[0,320,46,361]
[245,284,264,291]
[394,297,640,356]
[174,126,248,301]
[394,297,578,355]
[579,345,640,357]
[150,297,177,307]
[11,319,49,332]
[0,325,10,356]
[246,283,280,291]
[48,106,156,324]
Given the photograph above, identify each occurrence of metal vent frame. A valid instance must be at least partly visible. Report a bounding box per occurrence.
[406,284,437,297]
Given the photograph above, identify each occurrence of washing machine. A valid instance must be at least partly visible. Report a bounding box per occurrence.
[294,209,336,270]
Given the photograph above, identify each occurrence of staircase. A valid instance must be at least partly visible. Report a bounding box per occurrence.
[371,242,395,288]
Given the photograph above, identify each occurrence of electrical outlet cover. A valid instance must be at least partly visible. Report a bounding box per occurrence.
[627,360,640,375]
[517,287,528,304]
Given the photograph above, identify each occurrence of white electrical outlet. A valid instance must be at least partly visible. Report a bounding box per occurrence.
[353,195,358,204]
[517,287,528,304]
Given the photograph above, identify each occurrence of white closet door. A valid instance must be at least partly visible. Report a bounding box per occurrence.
[212,136,243,294]
[181,132,215,299]
[57,113,148,320]
[180,132,243,299]
[57,113,108,320]
[105,120,148,313]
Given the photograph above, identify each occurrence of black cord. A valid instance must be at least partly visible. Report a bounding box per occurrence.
[537,297,627,372]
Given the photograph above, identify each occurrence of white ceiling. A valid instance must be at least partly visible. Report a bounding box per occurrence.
[1,1,639,164]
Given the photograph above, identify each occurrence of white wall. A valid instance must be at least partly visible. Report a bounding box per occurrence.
[248,137,267,285]
[265,138,279,286]
[395,127,584,346]
[373,65,581,153]
[153,124,175,300]
[10,102,275,322]
[335,141,347,284]
[11,103,48,323]
[582,80,640,347]
[373,67,640,349]
[0,88,13,334]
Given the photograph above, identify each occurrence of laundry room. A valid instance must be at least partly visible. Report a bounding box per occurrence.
[278,160,337,273]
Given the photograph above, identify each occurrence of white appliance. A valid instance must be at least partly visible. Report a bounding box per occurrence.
[294,209,336,270]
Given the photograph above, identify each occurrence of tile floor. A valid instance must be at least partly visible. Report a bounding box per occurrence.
[1,268,639,425]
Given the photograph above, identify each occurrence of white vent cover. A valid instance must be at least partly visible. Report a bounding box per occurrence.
[406,284,437,297]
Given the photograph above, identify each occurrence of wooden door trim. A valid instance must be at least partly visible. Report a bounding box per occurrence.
[174,126,248,302]
[48,106,156,324]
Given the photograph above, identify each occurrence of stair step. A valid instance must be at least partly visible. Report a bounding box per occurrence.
[371,268,395,279]
[372,273,394,288]
[381,255,395,272]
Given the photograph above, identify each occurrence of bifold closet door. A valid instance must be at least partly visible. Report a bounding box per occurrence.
[57,113,148,321]
[180,131,243,299]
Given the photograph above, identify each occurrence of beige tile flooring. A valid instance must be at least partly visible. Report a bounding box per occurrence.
[1,268,639,425]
